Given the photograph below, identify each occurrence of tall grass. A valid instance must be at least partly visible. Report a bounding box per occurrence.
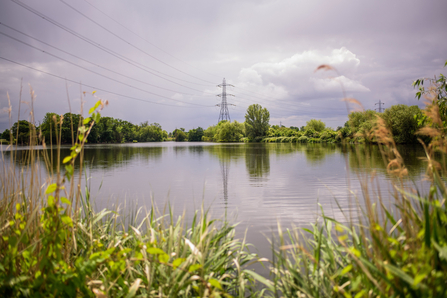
[268,87,447,297]
[0,89,262,297]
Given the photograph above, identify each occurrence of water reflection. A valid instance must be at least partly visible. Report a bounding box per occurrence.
[302,143,340,165]
[83,145,165,169]
[346,144,426,177]
[204,145,244,162]
[2,144,166,172]
[245,144,270,182]
[188,146,204,156]
[3,143,428,180]
[1,142,430,256]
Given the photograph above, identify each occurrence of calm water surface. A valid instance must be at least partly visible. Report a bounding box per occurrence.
[3,142,429,259]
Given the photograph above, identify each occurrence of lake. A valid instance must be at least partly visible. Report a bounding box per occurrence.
[2,142,429,260]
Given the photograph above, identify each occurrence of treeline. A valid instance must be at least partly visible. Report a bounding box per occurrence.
[0,103,429,145]
[1,112,168,145]
[264,104,427,144]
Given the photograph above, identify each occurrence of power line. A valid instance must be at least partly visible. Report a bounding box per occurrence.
[81,0,221,79]
[10,0,216,89]
[0,31,213,106]
[7,0,352,114]
[58,0,216,84]
[0,25,192,97]
[1,32,344,117]
[0,56,215,108]
[0,23,215,98]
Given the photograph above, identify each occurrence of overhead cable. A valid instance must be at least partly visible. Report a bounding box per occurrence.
[81,0,221,79]
[58,0,216,84]
[10,0,216,89]
[0,56,215,108]
[0,23,214,98]
[0,31,213,106]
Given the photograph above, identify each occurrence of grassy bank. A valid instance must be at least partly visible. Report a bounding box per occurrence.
[1,90,447,297]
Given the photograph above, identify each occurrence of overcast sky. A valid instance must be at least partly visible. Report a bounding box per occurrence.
[0,0,446,132]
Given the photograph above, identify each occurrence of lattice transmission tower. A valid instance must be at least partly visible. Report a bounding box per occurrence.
[216,78,235,123]
[375,100,385,113]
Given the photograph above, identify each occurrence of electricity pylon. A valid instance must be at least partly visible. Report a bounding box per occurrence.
[216,78,235,123]
[375,100,385,113]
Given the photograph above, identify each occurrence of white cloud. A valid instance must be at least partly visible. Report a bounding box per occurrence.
[311,75,370,93]
[236,47,369,100]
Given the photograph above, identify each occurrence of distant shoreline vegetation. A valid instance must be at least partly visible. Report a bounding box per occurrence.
[0,103,428,146]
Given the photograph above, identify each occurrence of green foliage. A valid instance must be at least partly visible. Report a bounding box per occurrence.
[137,122,165,142]
[40,114,167,144]
[298,135,309,142]
[382,105,422,143]
[202,121,245,142]
[413,60,447,123]
[11,120,34,145]
[215,121,245,142]
[348,110,377,141]
[173,128,187,141]
[305,119,326,132]
[187,127,204,142]
[1,129,11,141]
[245,104,270,141]
[267,125,300,138]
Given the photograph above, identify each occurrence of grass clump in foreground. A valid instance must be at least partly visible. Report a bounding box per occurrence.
[269,88,447,297]
[1,83,447,297]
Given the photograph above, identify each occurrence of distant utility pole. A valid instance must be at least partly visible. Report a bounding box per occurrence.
[375,100,385,113]
[216,78,235,123]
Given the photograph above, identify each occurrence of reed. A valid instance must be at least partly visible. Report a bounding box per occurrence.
[268,84,447,298]
[0,88,261,297]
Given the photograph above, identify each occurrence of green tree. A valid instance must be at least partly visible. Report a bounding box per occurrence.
[202,125,218,142]
[305,119,325,132]
[348,110,377,141]
[215,121,244,142]
[39,112,59,144]
[173,129,187,141]
[61,113,81,144]
[11,120,34,145]
[1,129,11,140]
[245,104,270,141]
[97,117,115,143]
[188,127,204,142]
[382,104,422,143]
[139,123,164,142]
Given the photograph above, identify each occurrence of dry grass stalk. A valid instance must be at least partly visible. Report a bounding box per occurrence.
[416,87,447,177]
[373,116,408,178]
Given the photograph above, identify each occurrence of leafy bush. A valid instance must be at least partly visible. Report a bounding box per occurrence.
[187,127,204,141]
[382,104,422,143]
[215,121,244,142]
[298,135,309,142]
[305,119,325,132]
